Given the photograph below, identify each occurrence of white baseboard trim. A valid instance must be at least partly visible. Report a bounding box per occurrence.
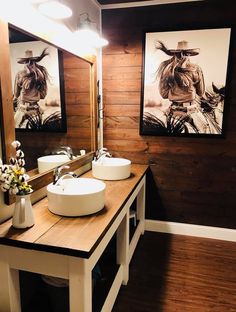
[145,219,236,242]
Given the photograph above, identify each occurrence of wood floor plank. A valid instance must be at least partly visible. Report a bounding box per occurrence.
[112,232,236,312]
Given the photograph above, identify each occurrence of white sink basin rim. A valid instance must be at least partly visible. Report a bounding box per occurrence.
[47,178,106,217]
[92,157,131,181]
[38,155,70,174]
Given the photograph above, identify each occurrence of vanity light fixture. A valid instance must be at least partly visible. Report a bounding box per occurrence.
[37,0,72,19]
[75,13,108,48]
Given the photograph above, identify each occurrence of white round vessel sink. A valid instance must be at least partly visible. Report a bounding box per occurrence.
[47,178,106,217]
[92,157,131,181]
[38,155,69,174]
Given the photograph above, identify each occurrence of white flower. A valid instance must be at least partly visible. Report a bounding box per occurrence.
[17,158,25,167]
[10,164,18,171]
[0,140,33,195]
[0,173,8,182]
[16,150,24,158]
[9,186,19,195]
[1,183,10,191]
[5,175,13,183]
[23,174,30,180]
[0,165,9,173]
[11,141,21,149]
[9,157,17,165]
[0,185,6,192]
[18,175,25,183]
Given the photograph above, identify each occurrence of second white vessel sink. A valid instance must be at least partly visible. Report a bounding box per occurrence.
[92,157,131,180]
[38,155,69,174]
[47,178,106,217]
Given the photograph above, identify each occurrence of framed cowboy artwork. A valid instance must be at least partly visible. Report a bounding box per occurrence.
[9,40,66,132]
[140,27,231,137]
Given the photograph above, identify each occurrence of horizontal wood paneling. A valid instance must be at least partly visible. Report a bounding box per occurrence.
[104,105,140,116]
[102,0,236,229]
[67,116,91,128]
[65,93,90,106]
[103,91,140,105]
[102,40,142,55]
[103,67,141,81]
[66,105,90,116]
[103,53,142,67]
[103,79,141,92]
[104,116,139,129]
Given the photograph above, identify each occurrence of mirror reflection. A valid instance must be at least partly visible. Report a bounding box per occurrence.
[8,25,92,172]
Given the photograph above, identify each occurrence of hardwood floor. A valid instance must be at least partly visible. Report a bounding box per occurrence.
[20,231,236,311]
[112,232,236,312]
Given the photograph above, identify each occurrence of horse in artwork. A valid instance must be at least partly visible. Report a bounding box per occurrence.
[143,82,225,135]
[200,82,225,132]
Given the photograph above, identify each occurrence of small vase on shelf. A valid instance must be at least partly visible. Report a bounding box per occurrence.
[12,192,35,229]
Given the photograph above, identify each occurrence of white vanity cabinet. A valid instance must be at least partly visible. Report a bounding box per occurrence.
[0,164,148,312]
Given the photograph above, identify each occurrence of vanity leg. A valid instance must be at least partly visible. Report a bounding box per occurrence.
[136,176,146,235]
[0,260,21,312]
[116,212,129,285]
[69,257,92,312]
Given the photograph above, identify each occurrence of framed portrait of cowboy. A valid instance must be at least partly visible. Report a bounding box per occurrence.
[140,27,231,137]
[9,40,66,132]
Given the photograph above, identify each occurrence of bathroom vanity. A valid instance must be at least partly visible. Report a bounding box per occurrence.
[0,164,148,312]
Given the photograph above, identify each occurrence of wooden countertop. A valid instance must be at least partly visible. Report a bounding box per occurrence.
[0,164,148,258]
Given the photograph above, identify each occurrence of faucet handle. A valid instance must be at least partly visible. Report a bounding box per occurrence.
[57,164,70,172]
[61,145,72,151]
[95,147,112,161]
[60,146,74,160]
[100,147,108,152]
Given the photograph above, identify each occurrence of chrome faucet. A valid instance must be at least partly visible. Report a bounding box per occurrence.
[94,147,112,162]
[53,165,77,185]
[56,146,74,160]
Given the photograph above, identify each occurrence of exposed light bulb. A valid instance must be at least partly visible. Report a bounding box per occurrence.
[76,13,109,49]
[75,29,108,48]
[38,1,72,19]
[97,37,109,48]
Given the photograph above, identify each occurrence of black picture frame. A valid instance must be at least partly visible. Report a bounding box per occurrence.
[140,27,231,137]
[10,40,67,132]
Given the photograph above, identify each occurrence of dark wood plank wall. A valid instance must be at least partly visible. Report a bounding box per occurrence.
[102,0,236,229]
[17,52,91,170]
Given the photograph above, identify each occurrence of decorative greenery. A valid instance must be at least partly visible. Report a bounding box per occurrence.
[143,111,199,134]
[25,111,61,130]
[0,141,33,195]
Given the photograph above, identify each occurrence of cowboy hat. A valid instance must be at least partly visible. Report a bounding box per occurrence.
[169,40,200,56]
[17,48,49,64]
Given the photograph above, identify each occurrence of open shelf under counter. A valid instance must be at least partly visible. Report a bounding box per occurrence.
[0,164,148,312]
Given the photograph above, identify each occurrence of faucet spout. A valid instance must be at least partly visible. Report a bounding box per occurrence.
[95,147,112,162]
[54,172,78,186]
[55,146,74,160]
[53,165,78,185]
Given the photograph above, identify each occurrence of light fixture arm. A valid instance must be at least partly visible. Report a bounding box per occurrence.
[75,12,109,49]
[79,12,97,31]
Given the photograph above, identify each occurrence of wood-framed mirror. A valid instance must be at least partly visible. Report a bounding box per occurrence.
[0,19,98,205]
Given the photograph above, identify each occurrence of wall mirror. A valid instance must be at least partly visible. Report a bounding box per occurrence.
[0,20,97,204]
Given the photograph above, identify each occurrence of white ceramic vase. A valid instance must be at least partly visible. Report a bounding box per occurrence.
[12,193,35,229]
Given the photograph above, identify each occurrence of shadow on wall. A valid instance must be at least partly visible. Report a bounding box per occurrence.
[145,166,167,221]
